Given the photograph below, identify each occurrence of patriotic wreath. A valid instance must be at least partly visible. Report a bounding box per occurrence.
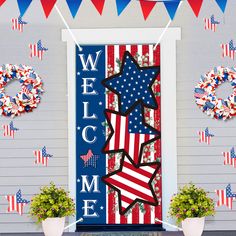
[0,64,44,117]
[194,66,236,120]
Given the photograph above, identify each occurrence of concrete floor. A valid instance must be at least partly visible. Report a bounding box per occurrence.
[1,232,236,236]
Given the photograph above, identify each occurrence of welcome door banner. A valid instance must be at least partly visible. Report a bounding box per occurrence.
[76,44,162,225]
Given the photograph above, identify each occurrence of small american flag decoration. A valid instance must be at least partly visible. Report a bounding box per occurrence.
[34,146,53,167]
[80,149,99,168]
[198,127,214,145]
[221,40,236,60]
[223,147,236,168]
[29,40,48,60]
[204,15,219,32]
[2,121,19,139]
[11,16,27,32]
[216,184,236,210]
[5,189,30,215]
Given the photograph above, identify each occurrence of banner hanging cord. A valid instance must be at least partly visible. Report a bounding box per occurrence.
[64,217,83,230]
[153,0,183,50]
[55,4,83,51]
[155,218,183,231]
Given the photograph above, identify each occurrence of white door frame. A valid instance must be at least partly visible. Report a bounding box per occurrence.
[62,28,181,232]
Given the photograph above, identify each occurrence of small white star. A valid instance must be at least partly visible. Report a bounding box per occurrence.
[77,72,80,75]
[77,179,80,182]
[100,206,104,210]
[99,102,102,106]
[77,126,81,130]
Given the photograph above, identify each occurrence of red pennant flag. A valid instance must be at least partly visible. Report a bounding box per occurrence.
[0,0,6,6]
[187,0,203,17]
[139,0,156,20]
[40,0,57,18]
[91,0,105,15]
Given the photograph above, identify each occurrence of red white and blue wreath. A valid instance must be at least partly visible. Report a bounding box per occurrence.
[194,66,236,120]
[0,64,44,117]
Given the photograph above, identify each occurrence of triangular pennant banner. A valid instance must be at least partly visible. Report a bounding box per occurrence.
[40,0,57,18]
[66,0,82,18]
[187,0,203,17]
[215,0,227,13]
[91,0,105,15]
[0,0,6,6]
[139,0,156,20]
[17,0,33,16]
[116,0,131,16]
[164,1,181,20]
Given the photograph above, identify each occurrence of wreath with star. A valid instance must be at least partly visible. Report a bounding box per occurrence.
[194,66,236,120]
[0,64,44,117]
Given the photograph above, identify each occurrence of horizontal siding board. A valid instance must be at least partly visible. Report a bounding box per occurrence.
[0,167,68,177]
[178,165,236,175]
[178,175,236,184]
[177,137,236,146]
[178,147,234,156]
[0,158,68,167]
[0,176,68,185]
[178,155,223,165]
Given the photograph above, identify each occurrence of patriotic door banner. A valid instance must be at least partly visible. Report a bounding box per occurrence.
[76,44,161,229]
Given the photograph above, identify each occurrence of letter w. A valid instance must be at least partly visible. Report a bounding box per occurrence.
[79,50,102,71]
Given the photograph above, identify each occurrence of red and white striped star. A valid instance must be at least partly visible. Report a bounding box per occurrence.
[103,107,160,165]
[102,155,160,215]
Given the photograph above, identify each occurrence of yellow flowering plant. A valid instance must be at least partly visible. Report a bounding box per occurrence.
[30,182,75,223]
[169,183,215,224]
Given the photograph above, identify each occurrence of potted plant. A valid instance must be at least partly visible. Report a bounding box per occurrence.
[169,183,215,236]
[30,182,75,236]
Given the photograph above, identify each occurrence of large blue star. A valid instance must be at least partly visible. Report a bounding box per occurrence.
[102,51,160,114]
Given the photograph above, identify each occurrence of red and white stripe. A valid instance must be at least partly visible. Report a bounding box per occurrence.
[106,44,161,224]
[107,157,158,213]
[11,18,23,32]
[223,151,236,168]
[3,124,14,139]
[204,18,217,32]
[29,44,44,60]
[221,43,235,60]
[105,112,156,165]
[216,189,234,209]
[199,131,211,145]
[6,195,25,215]
[34,150,48,166]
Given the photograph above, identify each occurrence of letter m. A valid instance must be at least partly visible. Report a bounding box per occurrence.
[80,175,100,193]
[79,50,102,71]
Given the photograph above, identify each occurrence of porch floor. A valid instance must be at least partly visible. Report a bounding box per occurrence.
[1,232,235,236]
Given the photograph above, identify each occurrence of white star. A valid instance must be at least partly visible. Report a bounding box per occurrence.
[77,126,81,130]
[100,206,104,210]
[77,178,80,182]
[77,72,80,75]
[99,102,102,106]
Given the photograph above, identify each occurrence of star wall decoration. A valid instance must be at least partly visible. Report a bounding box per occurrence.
[102,154,160,215]
[102,104,160,165]
[5,189,30,215]
[216,184,236,210]
[102,51,160,115]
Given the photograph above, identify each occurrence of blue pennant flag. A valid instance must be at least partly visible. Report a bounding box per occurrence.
[116,0,131,16]
[17,0,32,16]
[163,0,181,20]
[66,0,82,18]
[215,0,227,13]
